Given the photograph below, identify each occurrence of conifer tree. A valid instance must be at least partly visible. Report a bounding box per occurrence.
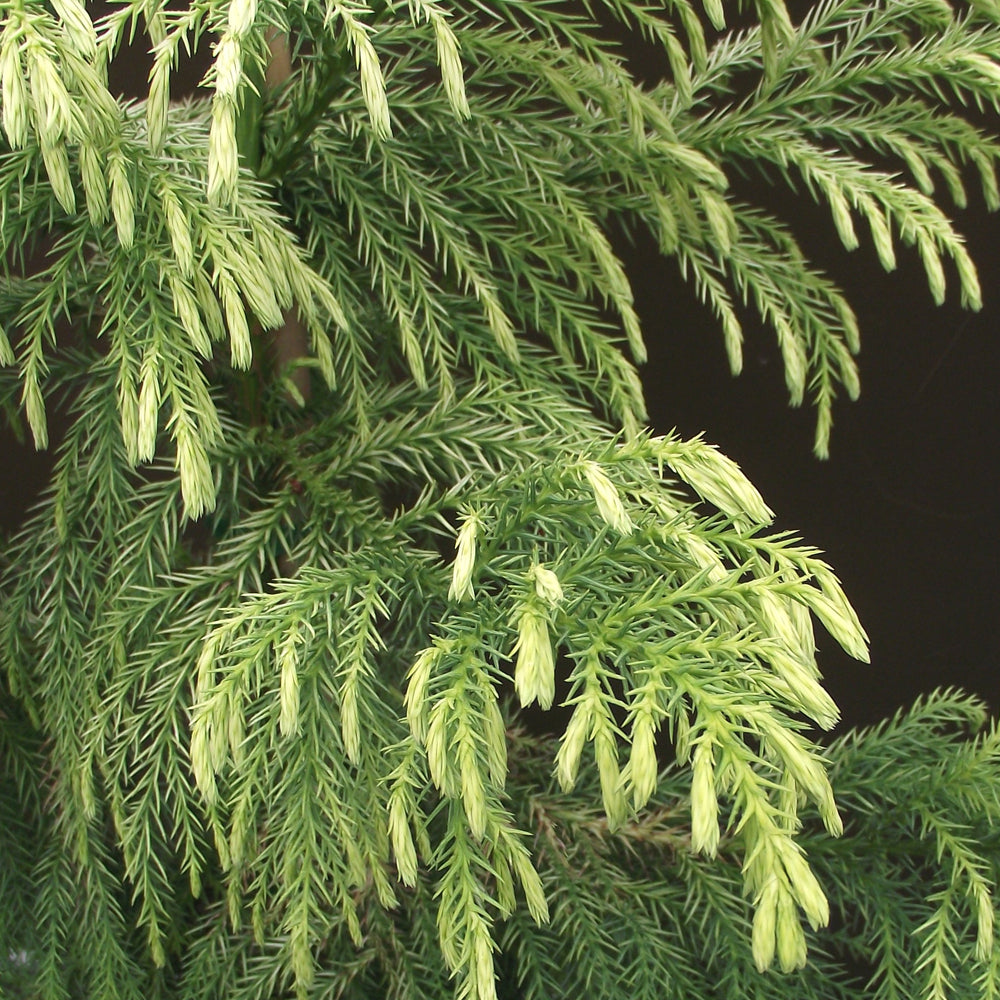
[1,0,999,997]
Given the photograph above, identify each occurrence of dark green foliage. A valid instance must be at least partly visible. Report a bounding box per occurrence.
[1,0,999,996]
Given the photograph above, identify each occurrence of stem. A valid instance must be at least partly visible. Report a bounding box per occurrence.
[260,30,312,406]
[258,0,394,181]
[257,48,351,182]
[264,28,293,89]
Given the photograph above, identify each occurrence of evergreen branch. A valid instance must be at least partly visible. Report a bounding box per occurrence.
[4,1,1000,996]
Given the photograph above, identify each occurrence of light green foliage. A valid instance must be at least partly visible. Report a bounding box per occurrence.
[0,0,998,998]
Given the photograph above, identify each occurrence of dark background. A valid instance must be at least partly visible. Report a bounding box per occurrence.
[629,201,999,728]
[1,14,997,731]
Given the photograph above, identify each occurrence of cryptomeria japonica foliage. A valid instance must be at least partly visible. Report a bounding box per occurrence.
[1,0,998,998]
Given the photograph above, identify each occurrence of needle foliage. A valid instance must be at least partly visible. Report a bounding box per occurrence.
[0,0,998,998]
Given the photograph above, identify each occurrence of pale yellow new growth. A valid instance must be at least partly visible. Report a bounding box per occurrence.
[513,605,555,710]
[530,562,563,606]
[109,147,135,248]
[136,352,160,462]
[217,270,253,369]
[49,0,96,58]
[79,140,109,224]
[161,195,195,283]
[432,14,469,117]
[278,625,302,737]
[775,317,807,405]
[449,511,480,602]
[387,792,418,885]
[581,461,634,535]
[147,52,171,153]
[628,711,658,809]
[228,0,258,37]
[404,643,441,742]
[0,28,28,147]
[804,563,870,662]
[174,417,216,517]
[215,34,243,100]
[407,0,470,116]
[690,739,719,856]
[828,187,859,251]
[918,232,947,305]
[655,436,774,529]
[752,877,780,972]
[22,374,48,450]
[0,326,14,367]
[328,2,392,139]
[208,97,239,205]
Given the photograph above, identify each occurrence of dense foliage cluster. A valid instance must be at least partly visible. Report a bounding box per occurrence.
[1,0,998,997]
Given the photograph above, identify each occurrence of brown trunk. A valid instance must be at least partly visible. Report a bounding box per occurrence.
[263,30,311,406]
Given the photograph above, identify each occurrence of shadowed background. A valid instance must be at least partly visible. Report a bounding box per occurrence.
[631,200,999,726]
